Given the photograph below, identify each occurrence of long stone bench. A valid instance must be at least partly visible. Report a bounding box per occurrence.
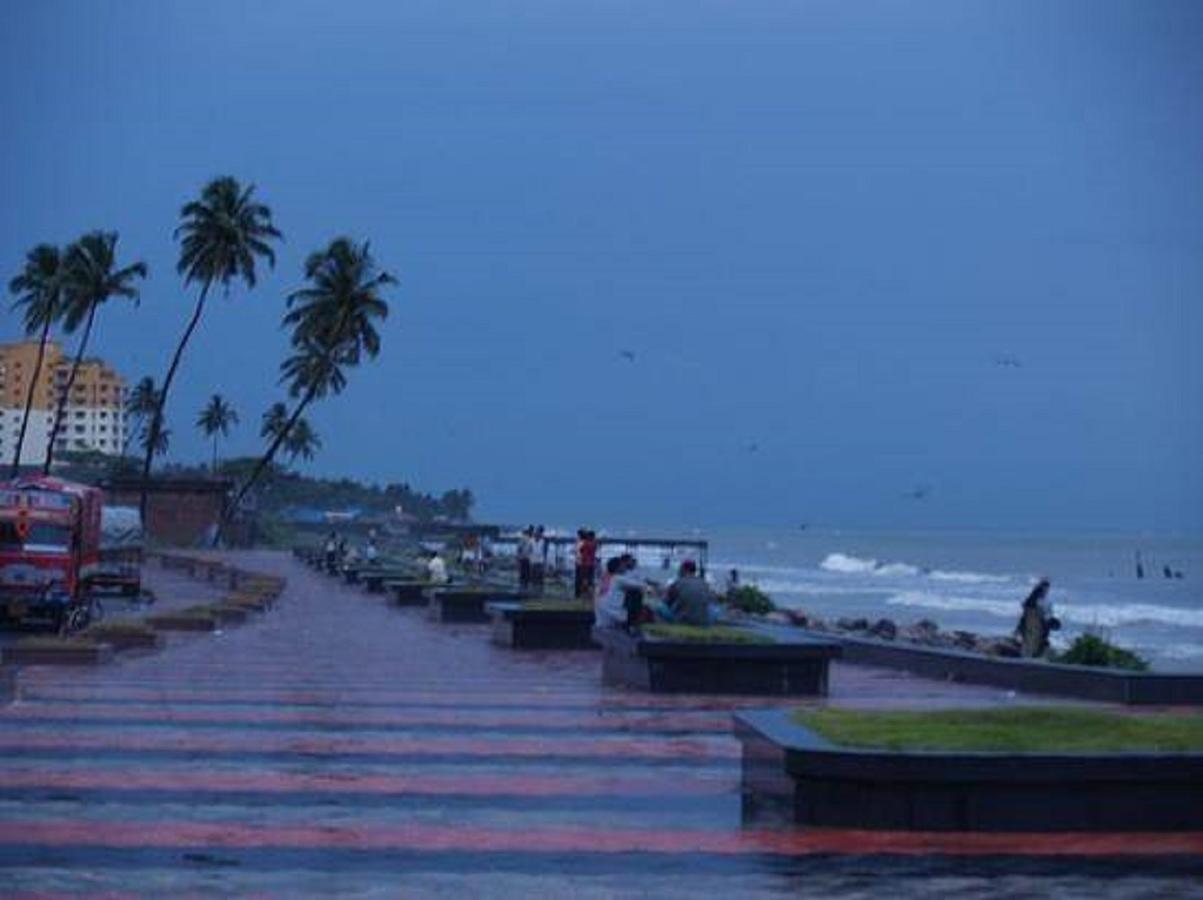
[595,628,841,695]
[489,602,598,649]
[736,708,1203,832]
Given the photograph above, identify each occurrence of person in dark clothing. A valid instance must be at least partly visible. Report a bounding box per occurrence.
[1015,578,1059,657]
[666,560,716,626]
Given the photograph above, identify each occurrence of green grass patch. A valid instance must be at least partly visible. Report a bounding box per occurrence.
[519,598,590,612]
[643,624,774,644]
[793,707,1203,753]
[82,621,157,637]
[16,636,102,649]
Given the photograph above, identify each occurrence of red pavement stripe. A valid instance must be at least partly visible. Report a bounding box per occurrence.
[0,704,732,733]
[0,730,737,761]
[1,820,1201,857]
[14,687,767,710]
[0,769,735,797]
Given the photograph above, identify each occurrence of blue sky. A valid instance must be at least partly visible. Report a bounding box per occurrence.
[2,0,1200,532]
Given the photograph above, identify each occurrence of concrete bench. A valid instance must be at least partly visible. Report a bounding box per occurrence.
[429,588,524,624]
[489,601,598,649]
[595,627,841,695]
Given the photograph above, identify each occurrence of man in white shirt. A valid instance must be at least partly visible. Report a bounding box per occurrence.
[427,550,450,585]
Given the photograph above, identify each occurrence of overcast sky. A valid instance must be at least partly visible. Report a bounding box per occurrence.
[2,0,1200,532]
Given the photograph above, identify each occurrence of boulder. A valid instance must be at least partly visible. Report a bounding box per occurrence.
[868,618,898,640]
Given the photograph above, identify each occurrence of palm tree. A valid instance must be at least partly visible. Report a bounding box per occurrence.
[260,402,290,443]
[122,376,159,456]
[283,417,321,465]
[229,237,394,515]
[197,394,239,472]
[44,232,147,473]
[7,244,65,476]
[139,423,170,459]
[139,176,280,518]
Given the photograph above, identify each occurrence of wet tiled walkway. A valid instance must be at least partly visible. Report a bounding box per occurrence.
[1,553,1200,896]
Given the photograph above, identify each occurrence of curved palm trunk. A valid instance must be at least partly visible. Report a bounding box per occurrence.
[139,282,211,522]
[9,312,54,477]
[42,301,98,474]
[215,386,316,546]
[212,434,219,473]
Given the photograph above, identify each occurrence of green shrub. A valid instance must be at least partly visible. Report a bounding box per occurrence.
[1054,633,1149,672]
[726,585,775,615]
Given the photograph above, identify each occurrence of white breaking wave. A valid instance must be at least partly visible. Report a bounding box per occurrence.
[929,569,1012,585]
[820,552,1010,584]
[886,591,1203,630]
[820,553,879,574]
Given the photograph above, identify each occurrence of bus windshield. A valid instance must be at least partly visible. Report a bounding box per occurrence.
[0,520,72,552]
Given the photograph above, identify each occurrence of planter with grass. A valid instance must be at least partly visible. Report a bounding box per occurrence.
[386,580,437,607]
[81,621,164,651]
[1,636,114,666]
[145,609,220,632]
[596,624,840,695]
[429,587,524,624]
[489,599,598,649]
[361,569,416,593]
[736,706,1203,831]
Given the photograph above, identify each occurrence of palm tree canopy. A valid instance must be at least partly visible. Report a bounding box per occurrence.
[280,237,394,397]
[260,402,290,441]
[197,394,239,437]
[127,376,160,418]
[284,417,321,462]
[60,232,147,332]
[8,244,65,334]
[176,176,281,292]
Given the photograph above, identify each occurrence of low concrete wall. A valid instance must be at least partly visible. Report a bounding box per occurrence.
[807,630,1203,705]
[736,709,1203,831]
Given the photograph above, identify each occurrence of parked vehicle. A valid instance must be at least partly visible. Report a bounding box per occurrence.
[92,505,145,598]
[0,475,102,632]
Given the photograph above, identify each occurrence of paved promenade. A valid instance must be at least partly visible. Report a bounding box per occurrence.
[1,553,1200,896]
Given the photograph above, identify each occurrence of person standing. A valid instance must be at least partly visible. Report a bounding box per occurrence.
[530,526,547,594]
[576,529,598,599]
[517,527,534,591]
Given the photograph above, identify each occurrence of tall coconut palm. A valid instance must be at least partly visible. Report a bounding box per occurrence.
[44,232,147,473]
[197,394,239,472]
[140,176,280,518]
[230,237,394,515]
[122,376,159,456]
[7,244,65,476]
[283,417,321,466]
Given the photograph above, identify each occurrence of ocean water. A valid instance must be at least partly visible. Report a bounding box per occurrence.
[606,527,1203,673]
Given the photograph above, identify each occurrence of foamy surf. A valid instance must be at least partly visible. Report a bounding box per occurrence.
[886,591,1203,629]
[819,552,1010,584]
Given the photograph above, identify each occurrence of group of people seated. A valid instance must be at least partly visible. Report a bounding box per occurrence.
[594,554,720,630]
